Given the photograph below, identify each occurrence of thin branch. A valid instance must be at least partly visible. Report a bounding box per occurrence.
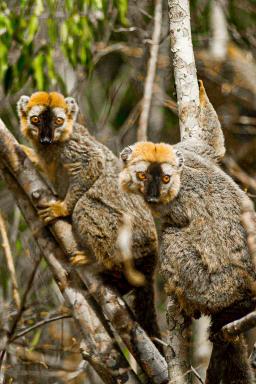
[137,0,163,141]
[190,366,204,384]
[0,213,20,309]
[10,314,72,342]
[223,156,256,193]
[0,251,42,369]
[7,343,87,373]
[221,310,256,339]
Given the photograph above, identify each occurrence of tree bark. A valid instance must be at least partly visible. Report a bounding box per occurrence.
[137,0,163,142]
[166,297,192,384]
[168,0,199,140]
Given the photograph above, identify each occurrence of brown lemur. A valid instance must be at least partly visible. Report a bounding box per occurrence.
[119,81,256,383]
[17,91,162,350]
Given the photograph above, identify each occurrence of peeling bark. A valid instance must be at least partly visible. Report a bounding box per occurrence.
[166,297,192,384]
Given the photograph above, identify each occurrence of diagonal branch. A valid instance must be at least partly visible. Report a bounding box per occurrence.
[0,213,21,309]
[0,119,168,383]
[0,167,139,384]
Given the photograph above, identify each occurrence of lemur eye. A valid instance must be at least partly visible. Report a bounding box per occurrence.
[162,175,171,184]
[136,171,147,181]
[30,116,39,124]
[55,117,64,126]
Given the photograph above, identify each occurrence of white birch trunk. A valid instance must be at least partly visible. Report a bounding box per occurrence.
[137,0,163,142]
[168,0,199,140]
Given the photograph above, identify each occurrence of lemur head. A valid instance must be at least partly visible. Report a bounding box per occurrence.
[119,142,184,206]
[17,92,78,145]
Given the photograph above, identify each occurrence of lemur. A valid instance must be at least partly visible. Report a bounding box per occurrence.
[119,81,256,384]
[17,91,162,350]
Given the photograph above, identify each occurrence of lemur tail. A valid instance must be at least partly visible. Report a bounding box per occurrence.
[206,301,255,384]
[206,336,253,384]
[116,213,145,287]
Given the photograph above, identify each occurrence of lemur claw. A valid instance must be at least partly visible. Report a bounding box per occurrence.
[64,162,82,177]
[70,252,91,266]
[38,200,70,224]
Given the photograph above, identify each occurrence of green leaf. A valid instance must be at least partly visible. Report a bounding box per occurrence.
[47,18,57,44]
[29,329,42,350]
[26,15,39,44]
[34,0,44,16]
[65,0,73,13]
[32,53,45,90]
[115,0,128,25]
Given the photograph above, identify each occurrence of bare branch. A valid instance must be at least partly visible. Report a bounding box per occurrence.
[0,119,168,383]
[0,213,20,309]
[79,269,168,384]
[218,310,256,341]
[10,314,72,342]
[137,0,163,141]
[223,156,256,193]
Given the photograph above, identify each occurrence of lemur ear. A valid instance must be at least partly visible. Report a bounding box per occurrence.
[65,97,79,120]
[174,149,184,169]
[120,146,133,164]
[17,95,30,116]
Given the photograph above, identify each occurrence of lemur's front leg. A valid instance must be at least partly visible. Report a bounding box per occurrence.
[38,200,70,223]
[38,161,85,223]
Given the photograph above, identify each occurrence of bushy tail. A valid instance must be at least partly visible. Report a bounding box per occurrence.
[133,278,164,355]
[206,303,255,384]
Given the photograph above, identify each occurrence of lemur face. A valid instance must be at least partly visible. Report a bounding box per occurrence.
[17,92,78,145]
[119,142,184,207]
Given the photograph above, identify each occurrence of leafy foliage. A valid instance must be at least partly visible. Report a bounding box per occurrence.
[0,0,128,93]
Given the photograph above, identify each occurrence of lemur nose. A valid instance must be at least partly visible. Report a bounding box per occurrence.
[40,137,52,145]
[146,197,159,203]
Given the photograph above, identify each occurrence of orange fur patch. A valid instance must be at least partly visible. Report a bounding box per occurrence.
[199,80,207,107]
[131,142,176,164]
[27,92,68,110]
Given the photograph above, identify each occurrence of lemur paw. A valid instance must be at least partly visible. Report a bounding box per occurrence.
[64,162,82,177]
[38,200,70,224]
[70,252,91,266]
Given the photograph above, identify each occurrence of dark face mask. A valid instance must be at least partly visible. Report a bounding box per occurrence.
[38,107,55,145]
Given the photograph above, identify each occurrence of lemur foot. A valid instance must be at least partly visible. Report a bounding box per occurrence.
[70,252,91,266]
[38,200,70,224]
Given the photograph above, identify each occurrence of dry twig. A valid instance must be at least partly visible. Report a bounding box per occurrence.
[0,213,20,309]
[223,156,256,193]
[218,310,256,341]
